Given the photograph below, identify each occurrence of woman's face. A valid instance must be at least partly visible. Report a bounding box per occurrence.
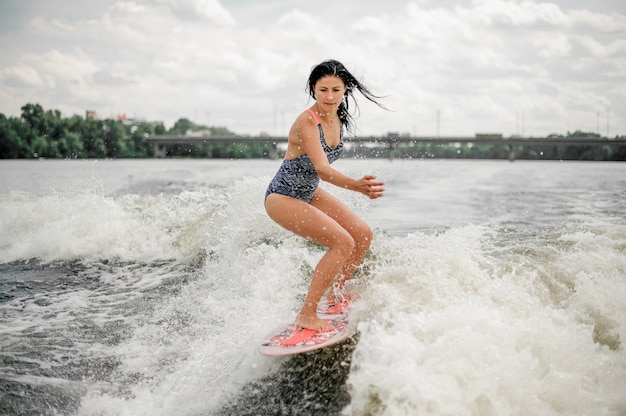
[313,76,346,114]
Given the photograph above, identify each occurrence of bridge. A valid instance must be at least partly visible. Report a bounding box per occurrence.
[145,135,626,160]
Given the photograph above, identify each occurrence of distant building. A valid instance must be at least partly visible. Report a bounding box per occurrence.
[475,133,503,139]
[185,129,211,137]
[86,109,162,128]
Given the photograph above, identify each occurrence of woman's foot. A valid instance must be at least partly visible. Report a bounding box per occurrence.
[317,300,350,315]
[295,312,333,332]
[325,286,357,305]
[325,293,350,305]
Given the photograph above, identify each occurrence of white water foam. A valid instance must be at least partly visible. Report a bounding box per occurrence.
[345,226,626,415]
[2,161,625,415]
[75,177,329,415]
[0,188,226,264]
[70,177,626,416]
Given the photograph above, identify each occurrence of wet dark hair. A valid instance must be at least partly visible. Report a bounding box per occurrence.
[306,59,386,133]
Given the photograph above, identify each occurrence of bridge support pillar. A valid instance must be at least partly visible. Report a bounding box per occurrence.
[269,143,279,159]
[507,144,515,161]
[386,135,398,160]
[153,144,167,158]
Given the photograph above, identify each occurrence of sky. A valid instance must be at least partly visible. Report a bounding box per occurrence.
[1,0,625,137]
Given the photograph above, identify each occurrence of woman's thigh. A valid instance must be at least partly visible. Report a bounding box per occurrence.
[309,188,371,240]
[265,193,353,247]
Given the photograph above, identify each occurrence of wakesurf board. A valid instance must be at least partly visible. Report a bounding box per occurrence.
[258,301,355,356]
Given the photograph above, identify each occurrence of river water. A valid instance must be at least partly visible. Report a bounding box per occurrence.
[0,158,625,415]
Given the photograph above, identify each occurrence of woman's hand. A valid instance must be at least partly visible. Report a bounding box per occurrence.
[357,175,385,199]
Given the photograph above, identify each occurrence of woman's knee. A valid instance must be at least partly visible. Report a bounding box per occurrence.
[353,222,373,250]
[333,229,356,254]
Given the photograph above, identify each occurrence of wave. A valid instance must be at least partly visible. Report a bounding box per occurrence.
[346,226,626,415]
[0,186,228,264]
[1,175,625,416]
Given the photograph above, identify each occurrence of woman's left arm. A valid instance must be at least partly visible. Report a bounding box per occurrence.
[298,123,385,199]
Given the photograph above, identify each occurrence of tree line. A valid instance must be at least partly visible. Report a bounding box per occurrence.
[0,103,242,159]
[1,103,624,160]
[367,140,626,161]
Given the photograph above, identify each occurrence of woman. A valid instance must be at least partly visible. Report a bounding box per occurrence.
[265,59,386,332]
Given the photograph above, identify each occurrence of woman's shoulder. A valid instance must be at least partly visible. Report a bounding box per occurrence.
[296,108,319,125]
[290,110,319,134]
[286,112,320,152]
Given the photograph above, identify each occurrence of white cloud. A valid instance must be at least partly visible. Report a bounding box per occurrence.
[575,36,626,58]
[36,49,98,81]
[534,32,571,58]
[2,66,44,87]
[570,8,626,32]
[110,0,147,14]
[470,0,568,27]
[153,0,235,25]
[277,8,316,28]
[0,0,624,136]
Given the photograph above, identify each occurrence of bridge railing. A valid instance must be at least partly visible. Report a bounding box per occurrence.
[144,135,626,160]
[145,135,624,145]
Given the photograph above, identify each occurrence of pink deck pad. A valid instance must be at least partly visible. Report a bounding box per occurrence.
[316,301,350,316]
[259,315,354,356]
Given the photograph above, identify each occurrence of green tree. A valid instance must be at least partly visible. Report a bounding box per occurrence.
[41,109,66,158]
[169,118,194,135]
[16,103,68,158]
[20,103,46,135]
[168,118,236,137]
[62,131,85,158]
[62,115,86,158]
[154,123,166,135]
[209,126,236,136]
[568,130,601,138]
[103,119,125,158]
[18,103,42,156]
[123,122,163,157]
[0,114,22,158]
[80,118,107,158]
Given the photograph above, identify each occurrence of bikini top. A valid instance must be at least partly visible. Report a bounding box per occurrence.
[303,109,344,163]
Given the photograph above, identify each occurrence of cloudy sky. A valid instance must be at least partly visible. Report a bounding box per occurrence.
[1,0,625,137]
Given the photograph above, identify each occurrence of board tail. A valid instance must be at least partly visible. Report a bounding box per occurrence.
[316,301,350,316]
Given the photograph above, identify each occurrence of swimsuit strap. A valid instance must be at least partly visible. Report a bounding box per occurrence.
[306,109,321,125]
